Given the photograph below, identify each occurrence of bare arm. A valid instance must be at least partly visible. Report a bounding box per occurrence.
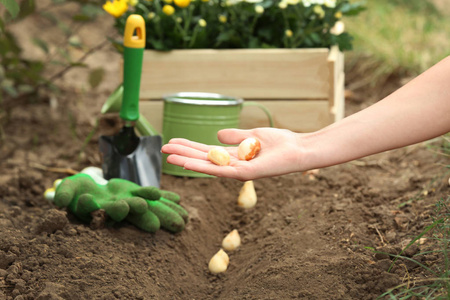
[161,56,450,181]
[301,55,450,170]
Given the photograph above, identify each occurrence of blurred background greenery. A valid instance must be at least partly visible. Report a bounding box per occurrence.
[1,0,449,103]
[344,0,450,91]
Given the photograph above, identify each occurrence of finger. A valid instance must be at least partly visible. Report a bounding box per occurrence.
[159,190,180,203]
[217,129,253,145]
[126,210,160,233]
[165,154,199,168]
[132,186,161,200]
[161,143,209,160]
[124,197,148,215]
[183,160,240,179]
[75,194,101,222]
[147,201,186,233]
[77,194,101,212]
[54,179,76,208]
[103,200,129,222]
[165,138,212,152]
[158,198,189,223]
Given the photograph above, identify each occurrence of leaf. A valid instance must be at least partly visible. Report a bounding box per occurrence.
[17,0,35,20]
[3,86,18,97]
[72,14,92,22]
[340,2,367,16]
[40,11,58,25]
[309,33,321,44]
[56,47,71,62]
[57,20,72,37]
[248,36,260,48]
[17,84,34,94]
[32,38,49,54]
[1,0,20,19]
[68,36,83,49]
[214,31,235,47]
[335,32,353,51]
[88,68,105,89]
[148,39,165,51]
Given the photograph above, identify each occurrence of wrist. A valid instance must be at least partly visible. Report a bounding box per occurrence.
[294,132,320,172]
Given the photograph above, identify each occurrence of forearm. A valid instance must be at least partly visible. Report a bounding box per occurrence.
[301,56,450,170]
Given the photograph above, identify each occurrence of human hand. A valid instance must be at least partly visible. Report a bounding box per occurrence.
[54,174,188,233]
[161,128,305,181]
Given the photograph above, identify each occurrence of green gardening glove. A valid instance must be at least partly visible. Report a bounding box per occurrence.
[126,191,189,233]
[54,173,188,233]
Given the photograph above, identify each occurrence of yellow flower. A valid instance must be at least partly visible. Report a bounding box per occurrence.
[334,11,342,19]
[313,5,325,19]
[162,5,175,15]
[127,0,138,6]
[174,0,191,8]
[255,5,264,14]
[285,29,293,37]
[148,12,156,19]
[324,0,336,8]
[103,0,128,18]
[218,14,227,23]
[278,1,287,9]
[176,17,183,23]
[198,19,207,27]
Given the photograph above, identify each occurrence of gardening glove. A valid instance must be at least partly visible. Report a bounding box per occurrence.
[126,190,189,233]
[54,173,151,222]
[54,173,188,233]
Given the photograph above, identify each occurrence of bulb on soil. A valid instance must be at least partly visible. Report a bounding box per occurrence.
[207,147,230,166]
[237,180,257,208]
[222,229,241,251]
[208,249,229,274]
[238,138,261,161]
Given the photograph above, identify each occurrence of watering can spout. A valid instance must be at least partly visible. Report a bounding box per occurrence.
[101,84,160,137]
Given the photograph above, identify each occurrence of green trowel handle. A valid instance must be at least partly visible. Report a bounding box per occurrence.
[120,46,144,122]
[120,14,146,122]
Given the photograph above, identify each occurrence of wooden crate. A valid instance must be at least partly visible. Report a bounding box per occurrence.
[139,46,344,133]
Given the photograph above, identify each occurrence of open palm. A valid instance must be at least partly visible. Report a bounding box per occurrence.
[161,128,304,181]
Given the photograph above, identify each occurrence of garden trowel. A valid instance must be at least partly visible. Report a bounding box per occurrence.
[99,14,162,187]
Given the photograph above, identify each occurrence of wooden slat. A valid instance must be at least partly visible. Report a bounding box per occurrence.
[327,45,344,110]
[333,72,345,122]
[140,99,333,134]
[140,49,331,100]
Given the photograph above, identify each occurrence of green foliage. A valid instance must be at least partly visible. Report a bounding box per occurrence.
[377,197,450,299]
[1,0,20,18]
[108,0,365,51]
[344,0,450,89]
[0,0,106,108]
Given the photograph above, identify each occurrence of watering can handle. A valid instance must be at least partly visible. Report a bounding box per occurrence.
[242,101,274,127]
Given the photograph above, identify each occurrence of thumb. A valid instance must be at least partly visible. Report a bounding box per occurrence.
[54,178,76,208]
[217,129,253,145]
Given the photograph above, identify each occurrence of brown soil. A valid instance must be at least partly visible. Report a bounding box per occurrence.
[1,5,449,300]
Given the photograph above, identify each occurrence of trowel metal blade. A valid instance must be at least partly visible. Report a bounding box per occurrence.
[99,135,162,187]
